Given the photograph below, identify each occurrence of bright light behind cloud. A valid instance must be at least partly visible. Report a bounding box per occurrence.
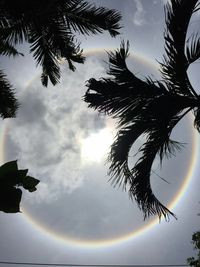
[81,128,114,163]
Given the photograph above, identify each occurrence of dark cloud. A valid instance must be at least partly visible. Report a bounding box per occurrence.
[17,87,47,125]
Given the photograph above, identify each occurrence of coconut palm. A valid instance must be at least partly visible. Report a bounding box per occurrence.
[84,0,200,220]
[0,0,121,118]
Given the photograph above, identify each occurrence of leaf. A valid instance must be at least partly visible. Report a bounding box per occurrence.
[0,161,25,187]
[22,176,40,192]
[194,107,200,132]
[160,0,198,97]
[185,34,200,65]
[16,169,28,180]
[84,40,189,220]
[0,161,40,213]
[0,160,18,177]
[0,187,22,213]
[0,70,19,119]
[62,0,121,37]
[0,40,24,57]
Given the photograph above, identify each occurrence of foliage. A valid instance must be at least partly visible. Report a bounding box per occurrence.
[0,0,121,118]
[0,70,19,118]
[187,231,200,267]
[84,0,200,219]
[0,34,23,118]
[0,160,39,213]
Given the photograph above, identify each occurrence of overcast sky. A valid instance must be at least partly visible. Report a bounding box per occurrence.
[0,1,200,266]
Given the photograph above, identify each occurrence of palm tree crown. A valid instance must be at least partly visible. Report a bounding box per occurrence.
[0,0,121,118]
[84,0,200,220]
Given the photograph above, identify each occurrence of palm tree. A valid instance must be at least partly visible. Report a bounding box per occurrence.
[84,0,200,220]
[0,0,121,118]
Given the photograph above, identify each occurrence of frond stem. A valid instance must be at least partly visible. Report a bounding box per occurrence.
[173,107,194,128]
[188,84,199,98]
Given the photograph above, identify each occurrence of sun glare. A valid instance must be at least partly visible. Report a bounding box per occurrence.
[81,128,114,163]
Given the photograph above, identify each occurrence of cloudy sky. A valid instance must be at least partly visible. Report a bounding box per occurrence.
[0,1,200,266]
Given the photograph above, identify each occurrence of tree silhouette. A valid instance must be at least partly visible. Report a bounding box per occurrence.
[0,160,39,213]
[84,0,200,220]
[0,37,23,118]
[0,71,19,119]
[0,0,121,118]
[187,231,200,267]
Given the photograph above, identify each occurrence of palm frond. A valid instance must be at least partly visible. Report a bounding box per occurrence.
[62,0,121,37]
[0,39,23,57]
[0,0,122,87]
[29,16,86,86]
[84,78,145,117]
[0,2,29,46]
[84,77,169,129]
[107,100,183,219]
[185,34,200,65]
[129,123,179,220]
[160,0,198,97]
[84,41,168,124]
[194,1,200,12]
[107,40,141,83]
[83,39,194,219]
[0,70,19,119]
[44,19,85,71]
[108,123,147,189]
[0,23,29,46]
[29,25,61,87]
[194,107,200,132]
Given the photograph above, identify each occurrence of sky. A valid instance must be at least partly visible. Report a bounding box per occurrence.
[0,0,200,266]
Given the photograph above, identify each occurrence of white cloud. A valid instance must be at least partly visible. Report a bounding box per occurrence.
[5,55,108,203]
[133,0,146,26]
[161,0,171,5]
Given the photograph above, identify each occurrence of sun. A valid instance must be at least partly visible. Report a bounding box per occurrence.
[81,128,114,163]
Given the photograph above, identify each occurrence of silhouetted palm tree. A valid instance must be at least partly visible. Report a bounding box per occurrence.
[0,0,121,118]
[84,0,200,220]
